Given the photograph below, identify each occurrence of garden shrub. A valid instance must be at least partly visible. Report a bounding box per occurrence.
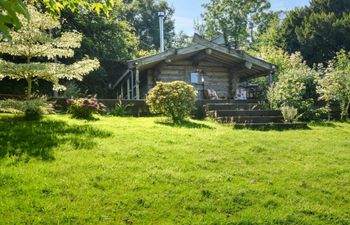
[0,97,54,120]
[67,97,104,119]
[267,57,320,121]
[110,100,134,117]
[24,101,44,120]
[146,81,197,123]
[61,83,84,98]
[281,106,300,123]
[317,50,350,120]
[0,99,25,113]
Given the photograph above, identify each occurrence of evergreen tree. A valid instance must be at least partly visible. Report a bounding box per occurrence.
[280,0,350,65]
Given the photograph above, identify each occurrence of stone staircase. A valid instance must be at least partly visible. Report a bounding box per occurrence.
[205,101,306,129]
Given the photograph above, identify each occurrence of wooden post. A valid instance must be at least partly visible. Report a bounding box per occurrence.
[231,75,239,99]
[147,70,154,92]
[130,70,134,98]
[121,84,124,99]
[135,68,140,99]
[127,76,131,99]
[269,72,275,86]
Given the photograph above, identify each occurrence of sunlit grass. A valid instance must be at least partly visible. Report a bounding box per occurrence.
[0,114,349,224]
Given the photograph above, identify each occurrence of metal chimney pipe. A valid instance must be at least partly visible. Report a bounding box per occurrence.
[158,12,165,52]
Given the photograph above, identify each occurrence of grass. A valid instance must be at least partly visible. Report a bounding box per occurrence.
[0,114,349,224]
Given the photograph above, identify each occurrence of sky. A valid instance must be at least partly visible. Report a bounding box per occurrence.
[167,0,310,34]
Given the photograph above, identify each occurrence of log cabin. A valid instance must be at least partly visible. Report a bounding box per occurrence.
[113,34,276,100]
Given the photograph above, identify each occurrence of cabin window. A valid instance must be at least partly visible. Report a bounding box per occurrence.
[190,72,200,84]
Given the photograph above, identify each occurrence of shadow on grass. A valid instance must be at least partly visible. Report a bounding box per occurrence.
[0,117,112,161]
[155,119,214,129]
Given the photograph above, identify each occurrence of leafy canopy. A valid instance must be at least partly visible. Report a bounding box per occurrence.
[199,0,271,49]
[0,0,116,39]
[279,0,350,65]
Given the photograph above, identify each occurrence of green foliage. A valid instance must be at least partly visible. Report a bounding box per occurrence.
[59,5,140,98]
[146,81,197,123]
[0,99,25,113]
[278,0,350,65]
[0,97,54,120]
[61,83,83,98]
[117,0,175,51]
[0,5,100,99]
[110,100,133,117]
[24,102,43,120]
[67,97,104,120]
[317,50,350,120]
[0,0,114,39]
[61,10,138,62]
[35,0,115,16]
[254,12,284,49]
[281,106,300,123]
[199,0,271,48]
[0,0,29,39]
[172,31,192,48]
[267,52,320,120]
[257,46,294,76]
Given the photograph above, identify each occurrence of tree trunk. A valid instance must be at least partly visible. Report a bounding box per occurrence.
[26,77,32,100]
[26,57,32,99]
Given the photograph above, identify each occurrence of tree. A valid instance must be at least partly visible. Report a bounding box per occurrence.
[199,0,271,49]
[0,5,99,99]
[59,8,139,97]
[172,31,192,48]
[317,50,350,120]
[117,0,175,51]
[254,11,284,49]
[279,0,350,65]
[0,0,115,38]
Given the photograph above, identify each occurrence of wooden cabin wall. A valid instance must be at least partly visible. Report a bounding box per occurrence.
[144,60,235,99]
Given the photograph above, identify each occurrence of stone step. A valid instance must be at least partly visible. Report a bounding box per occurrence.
[200,99,260,104]
[206,103,266,111]
[216,116,283,124]
[208,110,282,117]
[234,122,308,130]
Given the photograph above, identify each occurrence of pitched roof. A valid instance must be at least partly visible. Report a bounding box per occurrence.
[128,34,276,79]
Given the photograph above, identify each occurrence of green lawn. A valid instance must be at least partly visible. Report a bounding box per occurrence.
[0,114,349,225]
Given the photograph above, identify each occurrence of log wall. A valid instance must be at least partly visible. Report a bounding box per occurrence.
[144,60,234,99]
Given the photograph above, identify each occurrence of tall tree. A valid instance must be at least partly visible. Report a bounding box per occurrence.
[279,0,350,65]
[117,0,175,51]
[199,0,271,49]
[0,5,99,99]
[59,7,139,97]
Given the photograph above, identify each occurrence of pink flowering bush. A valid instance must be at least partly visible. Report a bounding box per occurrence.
[67,97,104,119]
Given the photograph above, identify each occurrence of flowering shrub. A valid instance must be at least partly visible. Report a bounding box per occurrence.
[67,98,104,119]
[146,81,197,123]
